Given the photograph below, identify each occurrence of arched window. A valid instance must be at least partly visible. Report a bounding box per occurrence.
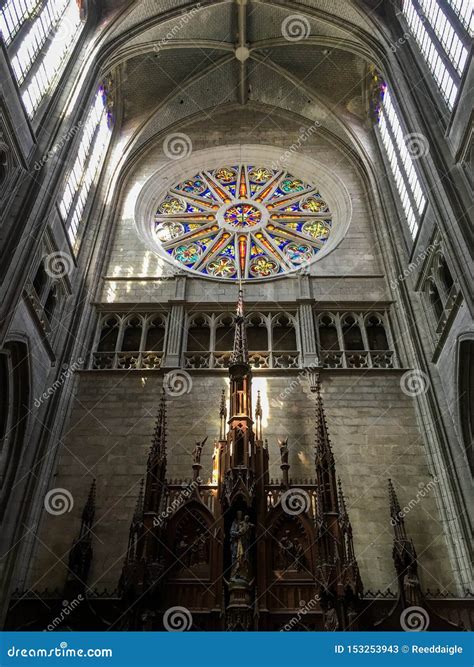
[0,341,30,520]
[187,315,211,352]
[6,1,87,117]
[59,86,113,246]
[401,0,470,109]
[318,314,339,350]
[0,148,8,186]
[246,313,268,351]
[427,280,444,323]
[272,313,297,351]
[145,315,166,351]
[32,260,48,300]
[438,255,454,295]
[44,284,59,325]
[341,314,364,351]
[121,316,143,352]
[458,339,474,474]
[215,314,235,352]
[97,316,120,352]
[365,314,389,350]
[377,89,426,237]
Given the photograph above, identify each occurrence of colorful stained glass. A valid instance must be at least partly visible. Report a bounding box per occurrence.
[300,196,329,213]
[215,167,237,183]
[249,167,273,183]
[224,204,262,228]
[250,257,279,277]
[207,256,236,277]
[173,244,201,265]
[302,220,330,240]
[285,242,313,265]
[157,197,186,215]
[153,164,333,280]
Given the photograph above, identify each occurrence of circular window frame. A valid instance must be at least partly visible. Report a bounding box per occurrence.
[135,144,352,282]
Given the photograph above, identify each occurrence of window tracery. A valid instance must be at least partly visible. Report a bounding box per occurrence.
[184,310,300,369]
[402,0,471,109]
[59,84,113,247]
[153,164,333,281]
[91,313,167,370]
[315,311,397,369]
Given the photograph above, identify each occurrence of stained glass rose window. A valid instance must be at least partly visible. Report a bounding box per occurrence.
[154,164,333,280]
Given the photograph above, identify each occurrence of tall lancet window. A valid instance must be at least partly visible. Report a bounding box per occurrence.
[401,0,471,109]
[59,85,113,247]
[1,0,86,117]
[377,87,427,238]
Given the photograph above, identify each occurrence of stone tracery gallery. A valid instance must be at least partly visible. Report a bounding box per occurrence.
[0,0,472,633]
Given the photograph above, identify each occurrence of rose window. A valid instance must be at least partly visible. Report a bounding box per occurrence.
[154,164,333,280]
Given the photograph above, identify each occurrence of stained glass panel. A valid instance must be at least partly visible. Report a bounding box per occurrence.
[153,164,334,280]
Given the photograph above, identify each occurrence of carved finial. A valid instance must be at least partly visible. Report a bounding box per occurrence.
[134,479,145,523]
[337,478,347,516]
[82,479,96,526]
[230,287,248,366]
[255,390,262,418]
[388,478,402,527]
[150,390,167,463]
[220,389,227,417]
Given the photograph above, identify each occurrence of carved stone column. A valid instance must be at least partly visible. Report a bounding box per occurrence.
[163,276,186,368]
[298,301,319,367]
[164,303,185,367]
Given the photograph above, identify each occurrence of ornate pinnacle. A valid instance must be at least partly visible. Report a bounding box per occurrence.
[149,391,167,464]
[255,390,262,418]
[133,479,145,523]
[388,478,402,526]
[82,479,96,527]
[313,376,334,463]
[219,389,227,419]
[230,288,249,366]
[337,478,347,522]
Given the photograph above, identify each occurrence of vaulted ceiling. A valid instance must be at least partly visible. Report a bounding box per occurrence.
[93,0,390,165]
